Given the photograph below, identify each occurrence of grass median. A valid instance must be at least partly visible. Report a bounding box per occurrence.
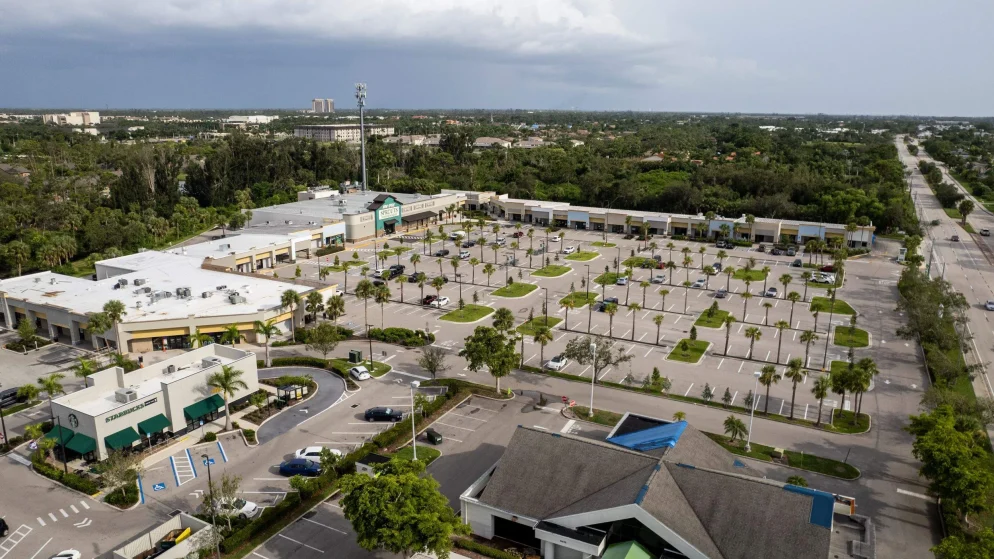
[733,268,768,281]
[560,291,598,308]
[532,265,571,277]
[810,297,855,315]
[590,241,616,247]
[694,309,730,328]
[391,445,441,465]
[492,282,538,297]
[440,304,495,323]
[566,251,599,261]
[667,339,709,363]
[594,272,624,285]
[329,358,392,378]
[517,316,563,336]
[834,327,869,348]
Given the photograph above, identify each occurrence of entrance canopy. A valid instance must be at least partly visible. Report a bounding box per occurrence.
[183,394,224,421]
[138,414,171,435]
[105,427,141,450]
[44,425,75,445]
[65,432,97,455]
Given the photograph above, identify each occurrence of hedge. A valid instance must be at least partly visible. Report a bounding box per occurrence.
[220,492,303,552]
[454,538,522,559]
[367,327,435,347]
[105,483,139,508]
[32,459,100,495]
[264,357,359,390]
[243,429,256,444]
[315,245,345,257]
[272,326,355,347]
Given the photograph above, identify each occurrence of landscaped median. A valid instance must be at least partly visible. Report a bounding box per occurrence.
[565,251,599,261]
[491,282,538,297]
[440,304,495,323]
[666,339,710,363]
[810,297,855,315]
[594,272,625,285]
[329,358,392,378]
[531,264,571,277]
[733,268,768,281]
[517,316,563,336]
[571,405,860,480]
[519,364,870,434]
[560,291,598,308]
[693,309,731,328]
[834,327,869,348]
[590,241,616,248]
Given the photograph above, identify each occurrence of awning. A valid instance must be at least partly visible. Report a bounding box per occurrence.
[138,414,171,435]
[65,433,96,455]
[44,425,75,445]
[183,394,224,421]
[105,427,141,450]
[401,211,438,223]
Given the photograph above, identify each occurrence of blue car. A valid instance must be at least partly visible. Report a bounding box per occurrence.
[279,458,321,477]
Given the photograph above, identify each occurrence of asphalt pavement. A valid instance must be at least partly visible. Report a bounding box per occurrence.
[257,366,347,444]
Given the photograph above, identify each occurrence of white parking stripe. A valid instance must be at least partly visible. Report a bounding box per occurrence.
[435,421,475,431]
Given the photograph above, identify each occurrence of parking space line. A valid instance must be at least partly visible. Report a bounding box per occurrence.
[717,358,724,369]
[435,421,476,431]
[730,391,738,406]
[446,412,488,421]
[597,367,613,381]
[252,553,272,559]
[277,534,324,553]
[217,441,228,463]
[301,517,347,534]
[643,347,653,358]
[683,383,694,397]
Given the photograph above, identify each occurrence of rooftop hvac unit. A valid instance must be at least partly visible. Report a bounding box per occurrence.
[143,286,152,293]
[165,365,176,374]
[219,244,230,251]
[50,278,57,285]
[202,292,212,299]
[163,291,172,298]
[114,387,138,404]
[176,288,184,296]
[135,301,142,308]
[229,294,247,304]
[201,356,223,368]
[118,279,128,287]
[134,279,146,286]
[216,285,227,291]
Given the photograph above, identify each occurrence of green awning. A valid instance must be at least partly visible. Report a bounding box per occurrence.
[137,414,171,435]
[65,432,96,455]
[105,427,141,450]
[602,542,652,559]
[44,425,75,445]
[183,394,224,421]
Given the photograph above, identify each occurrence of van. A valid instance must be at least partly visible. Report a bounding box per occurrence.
[449,231,467,240]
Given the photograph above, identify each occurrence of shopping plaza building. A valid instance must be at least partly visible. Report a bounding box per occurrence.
[47,344,258,460]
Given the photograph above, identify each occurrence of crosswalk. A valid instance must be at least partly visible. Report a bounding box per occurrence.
[34,499,91,528]
[171,451,197,486]
[0,524,31,559]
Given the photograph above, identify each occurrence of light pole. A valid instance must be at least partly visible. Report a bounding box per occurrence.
[542,287,549,324]
[588,342,597,417]
[0,383,8,449]
[745,371,761,453]
[201,453,220,558]
[409,380,420,461]
[585,265,592,334]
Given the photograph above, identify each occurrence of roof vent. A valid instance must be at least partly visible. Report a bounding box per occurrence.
[114,387,138,403]
[165,365,176,374]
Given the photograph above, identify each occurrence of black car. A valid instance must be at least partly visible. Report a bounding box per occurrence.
[713,262,722,272]
[434,249,450,257]
[0,387,24,409]
[757,244,766,253]
[715,288,728,299]
[461,241,475,248]
[388,264,406,278]
[408,272,427,283]
[792,259,802,267]
[0,517,8,537]
[422,295,437,306]
[437,275,450,283]
[365,407,404,422]
[596,297,620,312]
[372,279,385,287]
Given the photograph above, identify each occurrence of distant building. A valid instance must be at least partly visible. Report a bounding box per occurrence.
[227,115,278,125]
[43,111,100,126]
[473,137,511,149]
[311,98,335,113]
[293,124,394,143]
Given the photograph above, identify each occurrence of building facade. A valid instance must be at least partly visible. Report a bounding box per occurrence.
[293,124,395,143]
[43,111,101,126]
[311,99,335,113]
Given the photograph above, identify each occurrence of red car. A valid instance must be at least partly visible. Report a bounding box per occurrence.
[422,295,437,306]
[512,231,525,238]
[820,265,835,273]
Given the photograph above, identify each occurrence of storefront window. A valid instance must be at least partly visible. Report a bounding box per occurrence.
[152,335,194,351]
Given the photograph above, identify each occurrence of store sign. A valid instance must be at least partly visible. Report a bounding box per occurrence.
[378,205,400,220]
[105,397,158,423]
[68,413,79,428]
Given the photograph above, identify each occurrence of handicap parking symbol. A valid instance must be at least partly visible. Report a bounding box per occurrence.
[203,458,216,466]
[153,482,166,492]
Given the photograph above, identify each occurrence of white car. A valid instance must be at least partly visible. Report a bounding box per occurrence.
[295,446,344,460]
[330,289,344,297]
[545,355,569,371]
[616,276,628,286]
[495,237,507,246]
[430,296,450,308]
[563,246,577,255]
[985,301,994,311]
[349,366,371,381]
[459,250,471,259]
[216,497,261,520]
[765,287,778,298]
[651,275,666,284]
[50,552,81,559]
[691,278,707,289]
[549,236,561,242]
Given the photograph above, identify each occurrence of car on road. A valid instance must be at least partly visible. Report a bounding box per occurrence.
[216,497,261,520]
[986,301,994,311]
[596,297,620,311]
[279,458,321,477]
[422,295,437,306]
[364,406,404,422]
[951,235,960,242]
[408,272,427,283]
[616,276,628,286]
[434,249,450,257]
[512,231,524,238]
[792,259,802,267]
[691,278,707,289]
[650,274,666,284]
[549,236,561,242]
[765,287,778,298]
[563,246,577,255]
[349,366,371,381]
[982,229,991,237]
[545,355,569,371]
[430,296,450,308]
[715,288,728,298]
[459,250,471,259]
[50,552,81,559]
[295,446,344,460]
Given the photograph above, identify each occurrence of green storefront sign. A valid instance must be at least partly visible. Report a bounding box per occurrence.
[105,397,158,423]
[375,196,402,233]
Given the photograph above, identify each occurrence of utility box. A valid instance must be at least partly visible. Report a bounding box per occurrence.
[425,428,443,445]
[349,350,363,364]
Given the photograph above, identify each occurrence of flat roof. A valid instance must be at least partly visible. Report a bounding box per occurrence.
[164,232,310,260]
[252,191,456,221]
[1,252,309,323]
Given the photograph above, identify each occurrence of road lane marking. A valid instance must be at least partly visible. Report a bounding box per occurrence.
[896,488,934,501]
[70,505,78,514]
[79,501,89,510]
[561,420,576,433]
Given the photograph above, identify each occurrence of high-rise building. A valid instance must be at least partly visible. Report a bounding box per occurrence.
[325,98,335,113]
[310,99,336,113]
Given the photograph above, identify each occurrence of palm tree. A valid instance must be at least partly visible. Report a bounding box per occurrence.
[703,266,715,290]
[723,415,748,442]
[744,327,762,360]
[220,324,242,345]
[716,249,727,267]
[666,242,675,262]
[38,373,66,411]
[672,411,686,422]
[534,326,553,367]
[71,357,98,378]
[745,214,755,242]
[762,301,773,325]
[417,276,428,303]
[410,253,421,273]
[394,274,406,303]
[653,314,664,344]
[280,290,302,340]
[854,357,879,419]
[723,315,736,354]
[740,292,753,321]
[424,230,435,255]
[628,303,641,340]
[103,299,127,332]
[666,261,677,285]
[698,246,707,270]
[682,281,692,313]
[811,309,821,332]
[640,281,650,307]
[811,376,830,426]
[758,365,781,414]
[682,256,693,282]
[526,248,534,269]
[561,297,576,330]
[469,257,480,283]
[605,303,618,337]
[761,266,772,292]
[430,276,445,301]
[779,274,792,299]
[774,320,790,363]
[786,292,801,325]
[784,358,805,420]
[658,289,670,312]
[207,365,248,431]
[648,241,658,260]
[374,284,391,328]
[355,279,378,369]
[483,263,495,286]
[450,256,463,302]
[724,266,735,291]
[326,294,346,324]
[800,330,818,368]
[188,327,212,348]
[305,291,324,323]
[800,271,812,301]
[253,319,280,367]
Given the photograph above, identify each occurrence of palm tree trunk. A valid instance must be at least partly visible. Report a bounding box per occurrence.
[764,385,771,414]
[816,399,824,425]
[789,384,797,419]
[223,397,232,430]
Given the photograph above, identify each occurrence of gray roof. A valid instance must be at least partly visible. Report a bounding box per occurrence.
[478,426,835,559]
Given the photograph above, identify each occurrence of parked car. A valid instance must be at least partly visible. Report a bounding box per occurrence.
[349,366,371,381]
[819,265,835,273]
[986,301,994,311]
[388,264,406,277]
[295,446,344,460]
[951,235,960,242]
[651,274,666,284]
[434,249,450,257]
[563,246,577,255]
[616,276,628,286]
[691,278,707,289]
[459,250,471,259]
[813,273,836,284]
[279,458,321,477]
[596,297,620,312]
[430,296,450,308]
[364,406,404,422]
[757,244,766,253]
[715,240,728,249]
[0,518,8,537]
[712,262,722,272]
[461,241,475,248]
[981,229,991,237]
[545,355,569,371]
[715,288,728,298]
[792,259,802,267]
[216,498,261,520]
[408,272,427,283]
[512,231,524,238]
[549,236,561,242]
[422,295,438,306]
[786,247,796,256]
[0,387,24,409]
[770,248,784,256]
[765,287,778,298]
[372,279,386,287]
[495,237,507,246]
[50,552,81,559]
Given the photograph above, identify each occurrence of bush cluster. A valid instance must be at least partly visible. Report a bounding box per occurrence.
[32,459,100,495]
[454,538,522,559]
[314,245,345,257]
[243,429,256,444]
[367,327,435,347]
[105,483,140,508]
[220,492,303,552]
[199,431,217,443]
[272,325,355,347]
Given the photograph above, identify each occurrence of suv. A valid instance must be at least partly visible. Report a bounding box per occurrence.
[459,250,471,259]
[792,259,802,267]
[765,287,778,298]
[651,274,666,284]
[434,249,450,257]
[786,247,796,256]
[0,387,23,409]
[715,288,728,298]
[563,246,577,255]
[596,297,620,312]
[408,271,427,283]
[757,244,766,253]
[951,235,960,242]
[715,240,727,249]
[461,241,475,248]
[365,407,404,422]
[388,264,406,278]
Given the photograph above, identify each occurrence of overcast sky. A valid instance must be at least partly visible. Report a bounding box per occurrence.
[1,0,991,115]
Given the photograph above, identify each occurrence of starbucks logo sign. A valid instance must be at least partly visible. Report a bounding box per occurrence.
[68,413,79,429]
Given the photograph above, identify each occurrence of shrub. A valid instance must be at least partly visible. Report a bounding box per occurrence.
[671,234,687,240]
[105,483,140,508]
[32,459,100,494]
[730,239,753,247]
[243,429,256,444]
[200,432,217,443]
[454,538,522,559]
[367,327,435,347]
[315,245,345,257]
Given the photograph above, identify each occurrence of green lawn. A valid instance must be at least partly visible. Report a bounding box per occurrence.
[329,358,392,378]
[379,246,413,257]
[704,433,860,480]
[694,309,730,329]
[810,297,856,315]
[391,445,441,465]
[1,400,40,417]
[806,276,843,289]
[594,272,624,285]
[829,360,850,375]
[834,327,869,348]
[667,339,709,363]
[830,409,872,434]
[326,260,366,272]
[944,207,963,220]
[492,283,538,297]
[622,256,656,268]
[532,265,571,277]
[560,291,598,308]
[517,316,563,336]
[566,251,599,261]
[590,241,616,247]
[440,304,495,322]
[570,406,624,426]
[733,269,768,281]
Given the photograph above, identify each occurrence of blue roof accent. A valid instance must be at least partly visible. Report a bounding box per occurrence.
[653,464,661,471]
[634,485,650,504]
[783,485,835,528]
[676,463,695,469]
[606,420,688,451]
[733,459,746,468]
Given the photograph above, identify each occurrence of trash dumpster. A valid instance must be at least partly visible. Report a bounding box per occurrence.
[349,349,363,364]
[425,428,443,445]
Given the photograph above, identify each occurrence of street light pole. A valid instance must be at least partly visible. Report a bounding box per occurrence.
[0,383,8,449]
[745,371,761,452]
[202,453,220,558]
[585,265,592,333]
[588,342,597,417]
[409,381,420,461]
[543,287,549,324]
[56,415,68,474]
